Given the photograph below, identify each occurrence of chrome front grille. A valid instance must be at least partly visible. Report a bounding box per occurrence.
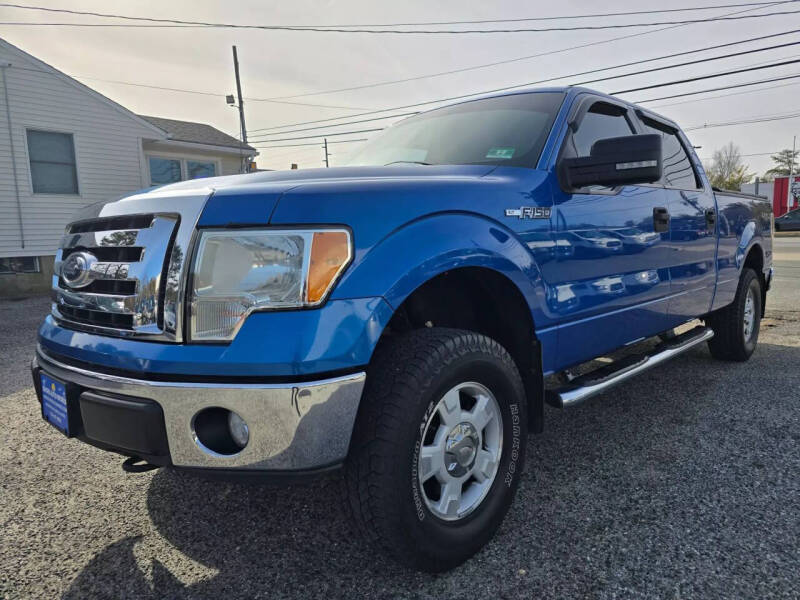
[50,188,212,342]
[52,214,179,337]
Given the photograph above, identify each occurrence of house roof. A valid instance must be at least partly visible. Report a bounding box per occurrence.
[138,115,256,153]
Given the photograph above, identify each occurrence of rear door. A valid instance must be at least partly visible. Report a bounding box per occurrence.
[636,114,717,322]
[546,96,673,369]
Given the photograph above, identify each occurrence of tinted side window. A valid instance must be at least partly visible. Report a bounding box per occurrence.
[640,117,700,190]
[570,103,635,157]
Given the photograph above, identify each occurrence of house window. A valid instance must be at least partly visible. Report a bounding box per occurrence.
[27,130,79,195]
[149,157,182,185]
[0,256,41,274]
[187,161,216,179]
[148,156,218,186]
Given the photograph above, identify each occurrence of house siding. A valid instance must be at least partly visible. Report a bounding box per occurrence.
[0,43,162,259]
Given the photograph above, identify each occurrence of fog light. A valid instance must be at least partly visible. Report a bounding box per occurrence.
[228,411,249,448]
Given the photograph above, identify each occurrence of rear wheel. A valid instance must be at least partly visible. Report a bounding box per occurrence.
[344,328,528,572]
[706,267,762,361]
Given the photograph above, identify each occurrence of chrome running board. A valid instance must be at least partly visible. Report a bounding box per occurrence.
[545,326,714,409]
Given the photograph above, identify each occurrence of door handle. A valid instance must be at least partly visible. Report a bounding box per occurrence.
[705,208,717,231]
[653,207,670,233]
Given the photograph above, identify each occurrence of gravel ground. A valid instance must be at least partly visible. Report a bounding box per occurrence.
[2,255,799,599]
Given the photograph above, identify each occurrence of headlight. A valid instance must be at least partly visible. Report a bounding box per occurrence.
[189,228,352,341]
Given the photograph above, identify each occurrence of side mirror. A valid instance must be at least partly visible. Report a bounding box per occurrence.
[561,133,662,189]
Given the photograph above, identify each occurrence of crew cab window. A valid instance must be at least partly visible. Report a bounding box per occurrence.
[639,116,701,190]
[569,103,635,158]
[561,102,635,192]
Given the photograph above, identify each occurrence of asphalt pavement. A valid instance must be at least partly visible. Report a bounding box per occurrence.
[1,239,798,599]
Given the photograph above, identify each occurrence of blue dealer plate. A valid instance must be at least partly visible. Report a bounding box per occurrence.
[40,372,69,436]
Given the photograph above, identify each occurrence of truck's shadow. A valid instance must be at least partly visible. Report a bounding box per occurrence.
[62,340,800,599]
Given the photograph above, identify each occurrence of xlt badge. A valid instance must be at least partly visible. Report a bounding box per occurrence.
[504,206,551,219]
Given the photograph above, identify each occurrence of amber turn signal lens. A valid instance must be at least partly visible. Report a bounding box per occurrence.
[307,231,350,303]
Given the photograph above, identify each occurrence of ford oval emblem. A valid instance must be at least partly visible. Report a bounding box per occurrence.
[61,251,98,289]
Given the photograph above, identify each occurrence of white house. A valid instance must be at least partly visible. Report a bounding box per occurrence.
[0,38,256,295]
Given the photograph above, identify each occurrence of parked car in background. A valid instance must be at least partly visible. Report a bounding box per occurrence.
[33,86,773,573]
[775,208,800,231]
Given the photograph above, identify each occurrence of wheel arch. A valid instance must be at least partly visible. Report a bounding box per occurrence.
[742,242,767,317]
[378,266,544,433]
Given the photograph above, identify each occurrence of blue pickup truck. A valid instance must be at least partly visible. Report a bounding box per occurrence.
[33,86,773,571]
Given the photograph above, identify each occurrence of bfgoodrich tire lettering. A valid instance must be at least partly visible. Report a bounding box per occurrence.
[343,328,528,572]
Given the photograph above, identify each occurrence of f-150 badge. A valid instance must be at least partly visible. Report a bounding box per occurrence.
[505,206,551,219]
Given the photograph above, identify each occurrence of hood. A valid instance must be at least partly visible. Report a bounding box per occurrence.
[152,164,498,194]
[196,164,501,227]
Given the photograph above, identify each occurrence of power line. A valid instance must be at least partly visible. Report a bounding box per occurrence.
[255,138,368,149]
[252,23,800,132]
[259,128,385,143]
[249,39,800,138]
[2,1,789,29]
[685,109,800,130]
[7,64,371,111]
[12,18,793,118]
[612,57,800,94]
[2,6,799,33]
[636,72,800,102]
[700,150,782,159]
[258,28,800,101]
[249,112,417,140]
[3,2,765,129]
[251,70,800,145]
[651,78,800,108]
[258,75,800,144]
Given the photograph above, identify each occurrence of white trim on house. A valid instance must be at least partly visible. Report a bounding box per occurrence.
[146,138,258,157]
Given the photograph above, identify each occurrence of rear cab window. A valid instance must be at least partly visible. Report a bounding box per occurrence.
[638,115,702,191]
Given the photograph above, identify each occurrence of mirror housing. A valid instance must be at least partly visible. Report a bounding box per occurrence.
[561,133,662,189]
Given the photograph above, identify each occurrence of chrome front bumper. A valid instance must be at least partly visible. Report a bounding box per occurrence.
[34,348,365,471]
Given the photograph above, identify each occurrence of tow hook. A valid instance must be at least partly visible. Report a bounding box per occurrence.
[122,456,160,473]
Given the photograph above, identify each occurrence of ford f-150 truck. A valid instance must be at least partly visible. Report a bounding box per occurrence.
[32,86,773,572]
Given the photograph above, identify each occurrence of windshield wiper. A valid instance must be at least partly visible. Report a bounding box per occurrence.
[384,160,432,166]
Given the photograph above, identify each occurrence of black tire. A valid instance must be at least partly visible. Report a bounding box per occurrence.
[706,267,762,361]
[343,328,528,572]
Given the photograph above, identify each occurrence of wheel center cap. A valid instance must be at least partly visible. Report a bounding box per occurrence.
[444,422,479,476]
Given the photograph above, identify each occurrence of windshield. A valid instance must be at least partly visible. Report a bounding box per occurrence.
[347,92,565,168]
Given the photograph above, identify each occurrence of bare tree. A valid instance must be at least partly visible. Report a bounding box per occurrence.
[703,142,754,190]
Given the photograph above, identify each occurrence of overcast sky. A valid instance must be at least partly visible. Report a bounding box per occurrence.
[3,0,800,173]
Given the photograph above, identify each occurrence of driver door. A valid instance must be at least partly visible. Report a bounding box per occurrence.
[544,97,673,368]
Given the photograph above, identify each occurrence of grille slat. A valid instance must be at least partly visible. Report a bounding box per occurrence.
[57,305,134,329]
[62,246,143,263]
[68,215,154,234]
[59,277,136,295]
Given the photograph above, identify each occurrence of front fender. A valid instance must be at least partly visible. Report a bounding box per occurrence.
[331,212,550,328]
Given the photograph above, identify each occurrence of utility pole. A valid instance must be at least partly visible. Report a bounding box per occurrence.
[788,135,797,210]
[323,138,330,168]
[232,45,249,172]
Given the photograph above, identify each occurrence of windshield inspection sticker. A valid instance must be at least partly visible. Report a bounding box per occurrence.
[486,147,515,159]
[505,206,551,219]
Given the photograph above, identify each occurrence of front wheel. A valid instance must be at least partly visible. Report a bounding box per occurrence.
[707,267,762,361]
[343,328,528,572]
